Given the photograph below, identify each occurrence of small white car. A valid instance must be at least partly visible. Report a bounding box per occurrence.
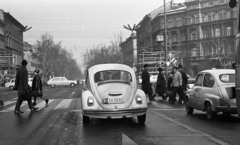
[185,69,237,120]
[47,77,77,88]
[5,78,33,90]
[81,64,148,124]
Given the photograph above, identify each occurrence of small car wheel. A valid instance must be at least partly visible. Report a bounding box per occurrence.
[206,102,216,120]
[185,98,194,114]
[70,83,75,87]
[83,115,90,125]
[137,114,146,124]
[9,86,14,90]
[51,84,55,88]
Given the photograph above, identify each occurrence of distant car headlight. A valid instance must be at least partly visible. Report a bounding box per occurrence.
[87,97,94,106]
[135,95,142,104]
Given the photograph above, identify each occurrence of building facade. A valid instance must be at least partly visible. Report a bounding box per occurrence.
[126,0,236,77]
[0,11,25,79]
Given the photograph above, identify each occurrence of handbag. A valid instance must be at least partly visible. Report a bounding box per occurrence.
[32,90,43,97]
[20,87,32,101]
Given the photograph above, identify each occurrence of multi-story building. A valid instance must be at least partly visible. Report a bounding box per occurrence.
[23,42,38,78]
[125,0,236,77]
[119,36,133,67]
[0,11,26,79]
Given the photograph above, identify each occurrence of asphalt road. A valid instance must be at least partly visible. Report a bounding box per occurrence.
[0,86,239,145]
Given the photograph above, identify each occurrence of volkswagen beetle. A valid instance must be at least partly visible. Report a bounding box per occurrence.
[81,64,147,124]
[185,69,237,120]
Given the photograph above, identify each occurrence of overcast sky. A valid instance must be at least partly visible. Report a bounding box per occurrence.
[1,0,184,68]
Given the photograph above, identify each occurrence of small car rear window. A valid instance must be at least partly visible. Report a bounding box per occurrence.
[219,74,235,83]
[94,70,132,83]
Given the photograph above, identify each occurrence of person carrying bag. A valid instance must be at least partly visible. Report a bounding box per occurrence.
[32,69,49,106]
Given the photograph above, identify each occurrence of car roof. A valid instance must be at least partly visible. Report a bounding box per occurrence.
[200,69,235,75]
[88,63,134,74]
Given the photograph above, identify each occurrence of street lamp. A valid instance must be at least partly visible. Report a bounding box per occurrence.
[123,24,138,70]
[164,0,168,79]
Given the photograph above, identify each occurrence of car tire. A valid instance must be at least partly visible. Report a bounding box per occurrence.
[206,102,216,120]
[137,113,146,124]
[70,83,75,87]
[185,98,194,114]
[50,84,55,88]
[83,114,90,125]
[9,86,14,90]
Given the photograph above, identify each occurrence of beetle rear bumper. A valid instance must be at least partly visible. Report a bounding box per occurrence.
[83,108,147,119]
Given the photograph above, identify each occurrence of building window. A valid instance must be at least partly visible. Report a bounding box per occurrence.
[191,48,198,57]
[220,0,226,4]
[215,28,220,37]
[226,27,231,36]
[191,32,197,40]
[181,33,185,41]
[209,1,214,6]
[226,11,231,19]
[203,30,208,39]
[172,34,177,42]
[203,15,208,22]
[215,13,219,21]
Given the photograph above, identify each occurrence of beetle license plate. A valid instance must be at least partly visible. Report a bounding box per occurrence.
[108,97,124,104]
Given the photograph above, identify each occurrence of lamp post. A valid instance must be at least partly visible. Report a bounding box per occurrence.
[164,0,168,79]
[123,24,138,71]
[229,0,240,117]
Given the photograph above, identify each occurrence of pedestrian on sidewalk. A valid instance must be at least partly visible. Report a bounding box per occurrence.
[155,67,166,100]
[32,69,49,106]
[142,64,156,101]
[177,64,188,104]
[14,60,38,114]
[169,66,183,104]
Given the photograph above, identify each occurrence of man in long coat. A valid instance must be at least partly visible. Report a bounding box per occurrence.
[142,64,155,101]
[155,67,167,100]
[14,60,37,114]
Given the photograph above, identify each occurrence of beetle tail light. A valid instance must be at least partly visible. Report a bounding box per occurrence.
[135,95,142,104]
[87,97,94,106]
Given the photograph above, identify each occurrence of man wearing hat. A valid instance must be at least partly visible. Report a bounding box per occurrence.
[155,67,167,100]
[141,64,156,101]
[14,60,38,114]
[32,69,49,106]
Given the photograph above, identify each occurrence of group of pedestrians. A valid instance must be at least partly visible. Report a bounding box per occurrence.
[14,60,48,114]
[141,64,188,104]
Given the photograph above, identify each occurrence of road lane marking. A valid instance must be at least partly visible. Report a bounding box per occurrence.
[122,134,137,145]
[26,99,54,111]
[0,101,16,106]
[11,98,18,100]
[54,99,73,110]
[151,101,176,109]
[0,102,28,112]
[150,110,231,145]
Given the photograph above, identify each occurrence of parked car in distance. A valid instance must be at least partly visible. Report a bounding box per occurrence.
[185,69,237,120]
[79,79,85,85]
[5,78,33,90]
[81,63,148,125]
[47,77,77,88]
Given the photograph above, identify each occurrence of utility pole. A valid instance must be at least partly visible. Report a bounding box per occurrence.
[229,0,240,117]
[164,0,168,79]
[123,24,138,71]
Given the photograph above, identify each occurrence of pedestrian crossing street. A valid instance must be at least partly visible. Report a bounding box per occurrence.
[0,98,77,113]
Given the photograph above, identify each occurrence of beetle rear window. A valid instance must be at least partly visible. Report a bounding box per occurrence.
[94,70,132,83]
[219,74,235,83]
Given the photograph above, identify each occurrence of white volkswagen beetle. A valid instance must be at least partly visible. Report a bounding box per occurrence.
[81,64,147,124]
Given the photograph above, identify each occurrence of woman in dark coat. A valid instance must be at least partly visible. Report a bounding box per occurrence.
[155,67,166,100]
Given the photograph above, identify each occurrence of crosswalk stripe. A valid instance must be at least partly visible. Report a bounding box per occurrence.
[54,99,73,110]
[0,101,28,112]
[26,99,54,112]
[0,101,16,106]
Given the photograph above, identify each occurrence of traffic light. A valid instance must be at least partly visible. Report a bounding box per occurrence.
[229,0,237,8]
